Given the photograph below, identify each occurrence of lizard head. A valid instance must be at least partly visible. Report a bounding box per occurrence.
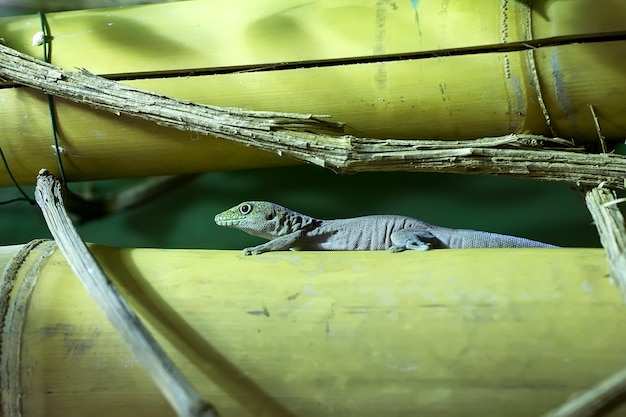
[214,201,301,239]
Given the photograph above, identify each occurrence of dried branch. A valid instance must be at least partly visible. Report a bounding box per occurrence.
[34,170,219,417]
[65,174,201,224]
[1,43,626,188]
[338,136,626,189]
[585,187,626,298]
[541,364,626,417]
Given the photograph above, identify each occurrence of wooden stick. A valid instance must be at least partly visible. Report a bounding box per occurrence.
[34,169,219,417]
[541,365,626,417]
[584,186,626,298]
[543,186,626,416]
[1,43,626,189]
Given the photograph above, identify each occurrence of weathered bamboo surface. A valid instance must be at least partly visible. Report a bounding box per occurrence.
[0,0,624,185]
[1,241,626,416]
[0,0,621,74]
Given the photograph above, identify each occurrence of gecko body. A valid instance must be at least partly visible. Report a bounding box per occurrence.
[214,201,558,255]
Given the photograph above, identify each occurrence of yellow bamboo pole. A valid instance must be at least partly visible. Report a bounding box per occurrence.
[2,241,626,416]
[0,0,625,186]
[0,0,540,74]
[0,0,620,74]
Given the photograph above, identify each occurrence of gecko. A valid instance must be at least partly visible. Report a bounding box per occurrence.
[214,201,558,255]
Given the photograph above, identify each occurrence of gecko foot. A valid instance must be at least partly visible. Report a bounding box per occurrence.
[406,241,431,251]
[390,229,437,252]
[242,247,264,256]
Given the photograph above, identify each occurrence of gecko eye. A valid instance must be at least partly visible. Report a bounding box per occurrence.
[239,203,252,215]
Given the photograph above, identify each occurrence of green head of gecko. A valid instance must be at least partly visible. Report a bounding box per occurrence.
[214,201,276,227]
[214,201,290,240]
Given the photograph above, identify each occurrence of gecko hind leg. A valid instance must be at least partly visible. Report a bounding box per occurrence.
[389,229,441,252]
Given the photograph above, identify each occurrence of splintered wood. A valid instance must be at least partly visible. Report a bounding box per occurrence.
[1,43,626,189]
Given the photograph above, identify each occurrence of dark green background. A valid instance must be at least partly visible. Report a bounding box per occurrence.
[0,165,600,250]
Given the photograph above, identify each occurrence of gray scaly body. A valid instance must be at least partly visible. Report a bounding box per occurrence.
[214,201,558,255]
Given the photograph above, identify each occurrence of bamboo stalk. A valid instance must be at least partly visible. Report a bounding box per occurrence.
[0,0,541,76]
[0,1,625,186]
[1,244,624,416]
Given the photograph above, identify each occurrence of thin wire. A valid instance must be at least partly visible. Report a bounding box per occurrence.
[0,146,35,205]
[38,11,67,187]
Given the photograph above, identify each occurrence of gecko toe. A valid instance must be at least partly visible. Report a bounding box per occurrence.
[407,242,431,251]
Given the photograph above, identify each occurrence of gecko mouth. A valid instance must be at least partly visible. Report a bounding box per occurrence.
[214,217,242,227]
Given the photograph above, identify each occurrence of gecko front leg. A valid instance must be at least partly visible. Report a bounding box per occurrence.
[243,230,305,255]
